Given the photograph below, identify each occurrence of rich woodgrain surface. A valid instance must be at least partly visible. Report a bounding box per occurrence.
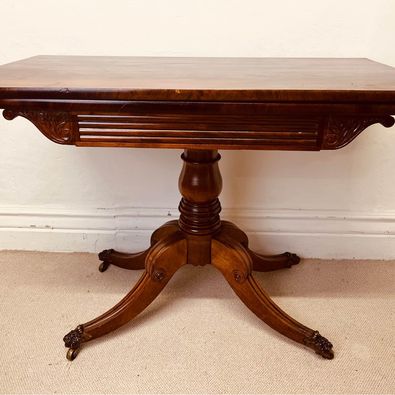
[1,56,395,150]
[1,56,395,102]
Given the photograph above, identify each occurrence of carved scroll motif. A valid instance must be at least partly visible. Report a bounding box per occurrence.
[3,109,78,145]
[323,115,395,149]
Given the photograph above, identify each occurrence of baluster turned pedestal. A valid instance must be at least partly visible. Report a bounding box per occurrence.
[63,149,333,361]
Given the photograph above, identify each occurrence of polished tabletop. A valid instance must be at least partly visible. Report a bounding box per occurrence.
[0,56,395,103]
[0,56,394,151]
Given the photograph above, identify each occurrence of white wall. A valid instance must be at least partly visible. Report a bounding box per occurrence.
[1,0,395,258]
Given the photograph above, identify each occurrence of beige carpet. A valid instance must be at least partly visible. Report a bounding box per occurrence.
[0,251,394,394]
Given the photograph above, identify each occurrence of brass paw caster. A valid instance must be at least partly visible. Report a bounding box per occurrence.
[66,348,80,361]
[99,261,110,272]
[304,331,334,360]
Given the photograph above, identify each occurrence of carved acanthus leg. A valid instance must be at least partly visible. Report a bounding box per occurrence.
[64,231,187,360]
[98,220,180,272]
[211,234,334,359]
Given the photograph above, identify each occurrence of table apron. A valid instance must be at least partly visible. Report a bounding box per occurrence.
[1,100,394,150]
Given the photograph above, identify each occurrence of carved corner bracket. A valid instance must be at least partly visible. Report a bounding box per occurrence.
[2,109,78,145]
[322,115,395,149]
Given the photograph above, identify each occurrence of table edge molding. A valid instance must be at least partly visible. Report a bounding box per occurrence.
[2,108,394,150]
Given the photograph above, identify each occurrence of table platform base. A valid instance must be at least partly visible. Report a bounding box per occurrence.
[63,150,334,361]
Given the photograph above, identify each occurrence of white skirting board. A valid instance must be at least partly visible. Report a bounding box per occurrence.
[1,206,395,259]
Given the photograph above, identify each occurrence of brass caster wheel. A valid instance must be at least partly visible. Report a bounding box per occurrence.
[99,261,110,272]
[66,348,80,361]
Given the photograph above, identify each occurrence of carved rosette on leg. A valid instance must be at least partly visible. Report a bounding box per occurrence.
[304,331,334,359]
[62,233,187,361]
[212,236,336,360]
[151,267,167,282]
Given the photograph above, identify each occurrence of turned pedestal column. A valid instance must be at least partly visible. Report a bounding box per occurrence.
[63,149,333,361]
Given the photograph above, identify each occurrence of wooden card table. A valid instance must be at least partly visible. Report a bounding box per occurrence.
[1,56,395,361]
